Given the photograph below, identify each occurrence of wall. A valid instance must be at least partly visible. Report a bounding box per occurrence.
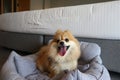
[51,0,114,8]
[44,0,51,9]
[30,0,51,10]
[30,0,115,10]
[30,0,43,10]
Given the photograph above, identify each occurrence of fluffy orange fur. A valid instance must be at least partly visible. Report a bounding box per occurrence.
[36,30,81,78]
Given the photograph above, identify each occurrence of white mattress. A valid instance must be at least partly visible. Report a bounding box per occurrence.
[0,1,120,39]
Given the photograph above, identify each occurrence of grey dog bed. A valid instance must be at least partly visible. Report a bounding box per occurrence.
[0,41,111,80]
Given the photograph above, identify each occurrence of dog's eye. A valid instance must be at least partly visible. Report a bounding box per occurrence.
[57,40,60,43]
[65,38,69,42]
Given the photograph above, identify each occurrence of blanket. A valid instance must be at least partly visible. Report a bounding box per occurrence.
[0,42,111,80]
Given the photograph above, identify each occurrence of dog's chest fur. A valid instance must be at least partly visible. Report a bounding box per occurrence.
[51,59,77,73]
[61,60,77,70]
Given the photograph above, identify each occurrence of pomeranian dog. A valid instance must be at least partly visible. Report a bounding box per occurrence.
[36,30,81,78]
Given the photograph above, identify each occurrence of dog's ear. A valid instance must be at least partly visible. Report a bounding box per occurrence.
[64,30,76,39]
[64,30,71,33]
[55,29,63,34]
[64,30,73,36]
[53,29,62,41]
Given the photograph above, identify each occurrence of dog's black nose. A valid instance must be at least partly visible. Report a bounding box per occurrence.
[60,41,64,46]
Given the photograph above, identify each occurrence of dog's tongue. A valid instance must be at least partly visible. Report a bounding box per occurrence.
[59,46,66,56]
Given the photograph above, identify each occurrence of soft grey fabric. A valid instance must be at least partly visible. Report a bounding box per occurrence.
[14,53,37,77]
[0,51,26,80]
[80,42,101,62]
[0,42,111,80]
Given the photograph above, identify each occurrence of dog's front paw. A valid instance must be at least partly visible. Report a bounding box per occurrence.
[48,72,56,78]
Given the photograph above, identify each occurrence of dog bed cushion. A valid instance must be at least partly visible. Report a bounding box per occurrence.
[0,42,111,80]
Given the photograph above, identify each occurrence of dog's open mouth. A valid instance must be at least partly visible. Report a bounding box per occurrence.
[58,46,70,56]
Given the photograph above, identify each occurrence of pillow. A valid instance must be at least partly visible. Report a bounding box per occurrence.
[14,52,37,77]
[80,41,101,62]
